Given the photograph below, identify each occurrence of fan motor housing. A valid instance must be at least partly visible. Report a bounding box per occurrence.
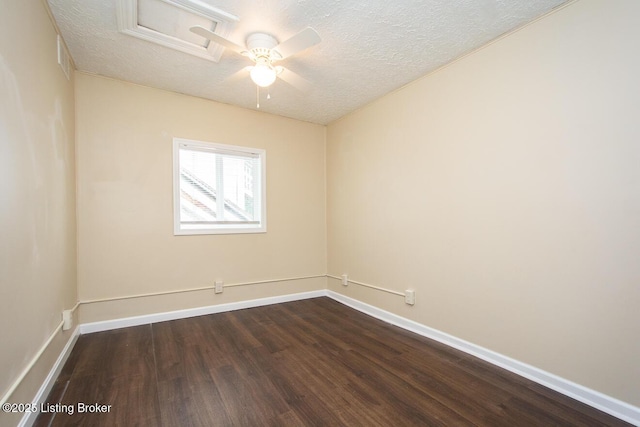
[246,33,278,50]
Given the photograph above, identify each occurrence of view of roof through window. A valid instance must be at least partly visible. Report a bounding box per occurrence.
[179,148,259,226]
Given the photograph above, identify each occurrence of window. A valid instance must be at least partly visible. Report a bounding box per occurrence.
[173,138,266,235]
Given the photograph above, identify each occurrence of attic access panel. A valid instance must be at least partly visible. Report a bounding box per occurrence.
[116,0,239,62]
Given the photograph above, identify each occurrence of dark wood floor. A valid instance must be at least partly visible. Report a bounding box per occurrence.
[34,297,630,426]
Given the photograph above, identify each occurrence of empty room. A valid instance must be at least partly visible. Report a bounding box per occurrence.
[1,0,639,425]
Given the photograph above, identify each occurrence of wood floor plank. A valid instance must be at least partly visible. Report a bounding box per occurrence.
[153,318,234,427]
[33,297,633,427]
[37,325,161,426]
[454,353,628,426]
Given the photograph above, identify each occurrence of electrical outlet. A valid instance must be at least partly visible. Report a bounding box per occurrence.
[405,289,415,306]
[214,280,224,294]
[62,310,73,331]
[341,274,348,286]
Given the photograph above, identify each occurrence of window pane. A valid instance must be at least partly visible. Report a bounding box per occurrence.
[179,149,217,222]
[222,156,257,222]
[174,138,265,235]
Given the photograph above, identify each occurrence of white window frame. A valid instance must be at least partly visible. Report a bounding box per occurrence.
[173,138,266,235]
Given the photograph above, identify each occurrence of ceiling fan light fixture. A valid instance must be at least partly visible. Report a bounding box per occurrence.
[250,60,277,87]
[191,26,321,91]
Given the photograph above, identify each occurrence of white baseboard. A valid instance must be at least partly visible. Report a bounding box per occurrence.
[19,326,80,427]
[326,290,640,426]
[80,290,326,334]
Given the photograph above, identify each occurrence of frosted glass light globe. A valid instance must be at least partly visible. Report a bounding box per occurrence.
[250,62,277,87]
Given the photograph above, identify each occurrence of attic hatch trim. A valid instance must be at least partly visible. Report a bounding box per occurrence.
[116,0,239,62]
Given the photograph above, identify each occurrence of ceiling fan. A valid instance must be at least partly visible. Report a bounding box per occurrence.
[190,25,321,91]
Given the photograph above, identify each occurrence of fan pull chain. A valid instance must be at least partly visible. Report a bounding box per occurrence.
[256,86,272,108]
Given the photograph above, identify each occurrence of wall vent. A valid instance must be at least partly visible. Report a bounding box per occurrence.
[57,35,71,80]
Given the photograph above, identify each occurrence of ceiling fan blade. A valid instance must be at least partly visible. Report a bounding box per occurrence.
[277,67,312,92]
[273,27,321,60]
[190,26,246,55]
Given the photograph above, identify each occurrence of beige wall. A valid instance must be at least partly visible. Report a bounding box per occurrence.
[327,0,640,407]
[0,0,77,424]
[75,74,326,322]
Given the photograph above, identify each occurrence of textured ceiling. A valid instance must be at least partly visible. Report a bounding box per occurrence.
[47,0,568,125]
